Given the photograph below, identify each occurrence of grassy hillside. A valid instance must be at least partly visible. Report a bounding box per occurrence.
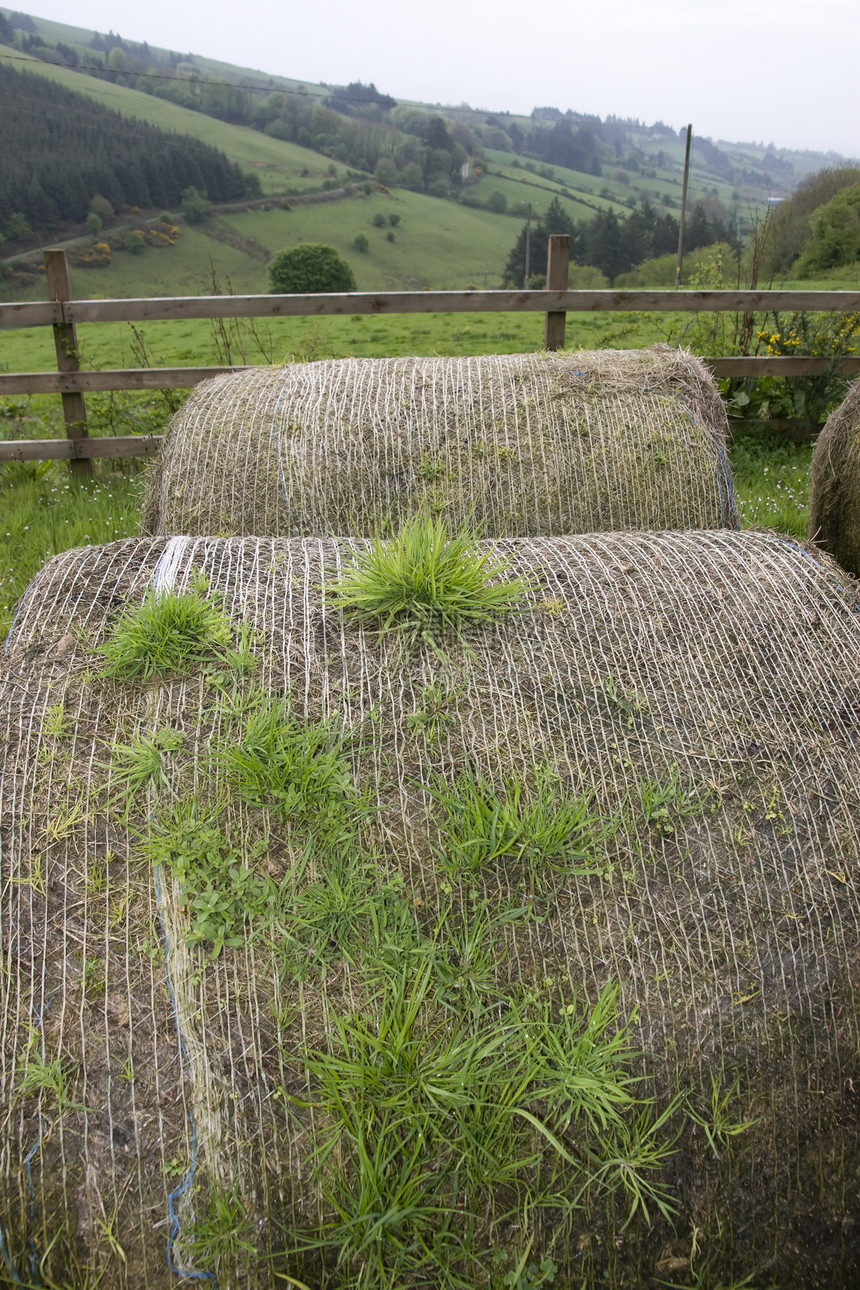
[0,46,348,189]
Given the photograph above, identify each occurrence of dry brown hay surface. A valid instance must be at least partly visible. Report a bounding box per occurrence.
[1,530,859,1288]
[142,347,738,539]
[811,376,860,577]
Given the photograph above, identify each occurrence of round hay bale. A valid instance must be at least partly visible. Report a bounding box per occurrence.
[142,347,738,538]
[811,377,860,577]
[2,530,858,1289]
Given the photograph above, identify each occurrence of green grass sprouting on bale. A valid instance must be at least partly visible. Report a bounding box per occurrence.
[327,513,532,651]
[98,574,236,680]
[2,530,858,1287]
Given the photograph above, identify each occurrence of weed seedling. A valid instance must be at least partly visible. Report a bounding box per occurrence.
[405,678,462,741]
[637,765,708,835]
[328,513,532,651]
[106,726,184,816]
[42,702,71,740]
[183,1185,257,1265]
[16,1046,88,1113]
[687,1071,759,1157]
[277,844,414,979]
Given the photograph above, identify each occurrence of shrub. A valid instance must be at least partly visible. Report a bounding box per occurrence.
[124,231,146,255]
[353,233,369,253]
[5,212,33,242]
[181,185,210,224]
[85,212,102,236]
[89,194,114,222]
[372,212,387,228]
[268,244,357,293]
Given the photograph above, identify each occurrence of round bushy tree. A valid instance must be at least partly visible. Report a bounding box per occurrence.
[268,244,357,293]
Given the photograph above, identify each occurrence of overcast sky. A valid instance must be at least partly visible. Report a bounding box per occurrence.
[20,0,860,159]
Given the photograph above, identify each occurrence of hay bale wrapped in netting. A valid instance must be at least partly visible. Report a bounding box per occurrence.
[811,377,860,577]
[142,346,738,538]
[2,529,859,1289]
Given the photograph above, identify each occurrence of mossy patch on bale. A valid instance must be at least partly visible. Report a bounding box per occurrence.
[2,530,859,1288]
[142,347,738,539]
[810,377,860,577]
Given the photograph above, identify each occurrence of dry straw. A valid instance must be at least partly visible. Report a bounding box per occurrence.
[810,376,860,577]
[142,347,738,538]
[1,529,858,1287]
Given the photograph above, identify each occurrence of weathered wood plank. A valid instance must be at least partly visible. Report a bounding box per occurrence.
[4,289,860,333]
[0,367,252,395]
[0,435,162,462]
[45,249,90,478]
[706,356,860,376]
[0,300,61,330]
[55,289,860,325]
[544,236,570,351]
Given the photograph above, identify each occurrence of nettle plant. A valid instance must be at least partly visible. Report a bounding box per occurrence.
[328,514,532,652]
[145,803,275,958]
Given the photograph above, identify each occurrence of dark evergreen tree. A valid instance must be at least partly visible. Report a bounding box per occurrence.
[502,198,580,287]
[584,209,625,281]
[0,64,245,235]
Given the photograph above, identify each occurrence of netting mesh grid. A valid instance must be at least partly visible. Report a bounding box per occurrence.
[2,530,859,1287]
[142,349,738,540]
[811,375,860,579]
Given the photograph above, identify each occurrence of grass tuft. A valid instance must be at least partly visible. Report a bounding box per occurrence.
[287,962,679,1286]
[430,764,605,882]
[98,576,238,681]
[328,514,532,651]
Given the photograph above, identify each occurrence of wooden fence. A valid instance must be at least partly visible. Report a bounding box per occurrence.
[3,244,860,472]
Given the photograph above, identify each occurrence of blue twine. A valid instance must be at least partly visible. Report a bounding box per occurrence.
[0,1226,26,1285]
[714,443,740,530]
[23,1129,42,1283]
[2,990,60,1286]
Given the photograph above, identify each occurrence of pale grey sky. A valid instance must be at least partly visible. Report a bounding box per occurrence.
[17,0,860,158]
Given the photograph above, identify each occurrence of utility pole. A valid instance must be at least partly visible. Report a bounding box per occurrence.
[675,124,692,290]
[524,203,532,289]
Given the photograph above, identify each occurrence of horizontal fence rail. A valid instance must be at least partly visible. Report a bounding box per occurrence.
[3,248,860,466]
[4,289,860,331]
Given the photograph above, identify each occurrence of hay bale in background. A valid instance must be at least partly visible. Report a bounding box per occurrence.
[142,347,737,538]
[811,377,860,576]
[2,531,858,1288]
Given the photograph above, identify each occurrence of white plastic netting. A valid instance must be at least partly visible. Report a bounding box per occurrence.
[1,531,859,1288]
[142,348,738,539]
[811,376,860,578]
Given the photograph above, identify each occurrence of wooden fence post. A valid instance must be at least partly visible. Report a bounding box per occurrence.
[544,234,570,351]
[44,249,91,478]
